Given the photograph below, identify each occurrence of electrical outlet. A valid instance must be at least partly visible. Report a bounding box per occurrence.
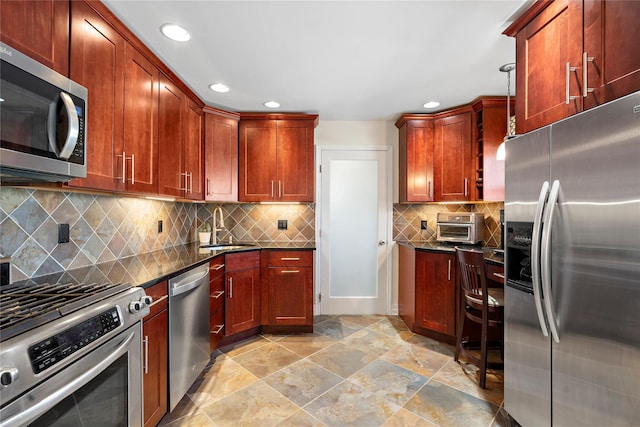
[58,223,70,243]
[158,220,163,233]
[421,220,428,230]
[277,219,288,230]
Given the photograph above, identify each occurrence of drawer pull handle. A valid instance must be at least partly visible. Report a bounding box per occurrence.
[281,270,300,274]
[211,263,225,271]
[493,272,505,279]
[211,324,224,335]
[280,257,300,261]
[210,290,225,299]
[148,295,168,307]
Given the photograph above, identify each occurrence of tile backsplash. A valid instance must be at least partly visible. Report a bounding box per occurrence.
[1,185,501,282]
[0,187,197,281]
[393,202,504,247]
[0,187,317,282]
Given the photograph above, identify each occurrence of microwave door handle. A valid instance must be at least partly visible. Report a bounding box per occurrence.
[541,180,561,343]
[47,92,80,160]
[531,181,550,337]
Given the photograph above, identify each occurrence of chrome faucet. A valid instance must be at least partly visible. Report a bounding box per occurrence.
[212,206,225,244]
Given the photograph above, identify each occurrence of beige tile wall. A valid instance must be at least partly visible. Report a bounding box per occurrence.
[393,202,504,247]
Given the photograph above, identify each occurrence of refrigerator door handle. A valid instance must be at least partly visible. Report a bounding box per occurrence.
[541,179,561,343]
[531,181,550,337]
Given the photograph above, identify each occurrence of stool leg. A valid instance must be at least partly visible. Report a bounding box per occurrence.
[454,304,465,362]
[479,311,488,389]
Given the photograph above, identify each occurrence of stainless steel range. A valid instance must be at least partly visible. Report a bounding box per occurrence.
[0,279,150,426]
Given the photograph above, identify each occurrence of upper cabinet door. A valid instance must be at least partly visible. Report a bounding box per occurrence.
[67,1,124,191]
[0,0,69,75]
[123,45,159,195]
[582,0,640,109]
[184,99,204,201]
[204,110,239,202]
[276,120,315,202]
[514,0,583,134]
[397,118,435,203]
[239,120,278,202]
[434,111,473,202]
[157,76,185,198]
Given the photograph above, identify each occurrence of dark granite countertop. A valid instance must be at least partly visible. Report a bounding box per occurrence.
[395,240,504,266]
[12,242,316,289]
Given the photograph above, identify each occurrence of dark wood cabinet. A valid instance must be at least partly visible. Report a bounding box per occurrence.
[396,106,476,203]
[506,0,640,133]
[262,250,314,332]
[67,1,124,191]
[582,1,640,109]
[209,255,226,352]
[415,250,456,337]
[239,114,317,203]
[142,281,168,427]
[225,251,261,336]
[396,117,435,202]
[122,44,159,194]
[472,97,512,202]
[204,108,240,202]
[157,76,204,200]
[0,0,69,75]
[68,2,159,194]
[434,109,473,202]
[398,246,456,342]
[184,98,204,200]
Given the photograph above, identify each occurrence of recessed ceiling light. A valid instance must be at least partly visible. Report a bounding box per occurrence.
[423,101,440,109]
[263,101,280,109]
[160,24,191,42]
[209,83,229,93]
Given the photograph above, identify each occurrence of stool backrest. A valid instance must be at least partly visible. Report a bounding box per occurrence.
[456,248,488,306]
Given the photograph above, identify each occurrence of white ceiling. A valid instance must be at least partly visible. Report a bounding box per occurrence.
[102,0,529,121]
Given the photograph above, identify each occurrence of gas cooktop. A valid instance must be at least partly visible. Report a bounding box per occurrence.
[0,282,131,342]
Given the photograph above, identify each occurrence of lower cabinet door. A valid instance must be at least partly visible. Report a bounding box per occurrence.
[225,267,260,335]
[415,251,456,336]
[142,309,168,427]
[268,266,313,325]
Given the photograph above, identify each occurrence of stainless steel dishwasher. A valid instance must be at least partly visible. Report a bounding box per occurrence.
[168,263,210,411]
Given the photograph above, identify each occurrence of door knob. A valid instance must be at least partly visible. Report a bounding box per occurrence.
[378,240,386,246]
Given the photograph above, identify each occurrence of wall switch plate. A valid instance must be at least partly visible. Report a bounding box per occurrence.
[58,223,70,243]
[277,219,288,230]
[421,220,428,230]
[158,220,163,233]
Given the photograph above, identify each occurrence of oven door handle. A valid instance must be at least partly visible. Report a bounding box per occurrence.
[1,331,135,427]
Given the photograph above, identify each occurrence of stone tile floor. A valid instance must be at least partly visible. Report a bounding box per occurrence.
[160,315,507,427]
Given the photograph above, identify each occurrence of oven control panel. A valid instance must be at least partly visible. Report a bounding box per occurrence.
[28,307,121,374]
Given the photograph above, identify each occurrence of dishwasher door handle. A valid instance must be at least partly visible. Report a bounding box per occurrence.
[171,268,209,297]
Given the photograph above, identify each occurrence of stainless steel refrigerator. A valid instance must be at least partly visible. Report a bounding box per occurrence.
[504,91,640,426]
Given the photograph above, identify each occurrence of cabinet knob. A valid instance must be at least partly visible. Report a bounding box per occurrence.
[378,240,386,246]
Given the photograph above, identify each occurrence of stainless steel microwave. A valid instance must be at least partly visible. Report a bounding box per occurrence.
[436,212,485,244]
[1,42,88,182]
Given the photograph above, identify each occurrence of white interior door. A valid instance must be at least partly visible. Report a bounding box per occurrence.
[317,146,391,315]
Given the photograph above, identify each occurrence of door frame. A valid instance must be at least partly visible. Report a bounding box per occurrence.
[314,145,393,315]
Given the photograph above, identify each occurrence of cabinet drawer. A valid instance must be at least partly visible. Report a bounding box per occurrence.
[225,250,260,271]
[485,263,504,285]
[209,307,225,351]
[144,281,168,318]
[210,286,225,311]
[209,255,225,280]
[267,250,313,267]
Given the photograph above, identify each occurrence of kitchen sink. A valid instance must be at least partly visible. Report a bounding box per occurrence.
[199,243,255,251]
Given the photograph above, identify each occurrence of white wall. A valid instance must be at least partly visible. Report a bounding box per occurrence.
[314,120,401,314]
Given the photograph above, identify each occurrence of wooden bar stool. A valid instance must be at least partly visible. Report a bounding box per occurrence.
[454,247,504,388]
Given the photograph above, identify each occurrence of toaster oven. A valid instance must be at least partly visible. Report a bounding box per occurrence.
[436,212,485,244]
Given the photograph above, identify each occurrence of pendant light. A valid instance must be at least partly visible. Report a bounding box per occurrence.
[497,63,515,160]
